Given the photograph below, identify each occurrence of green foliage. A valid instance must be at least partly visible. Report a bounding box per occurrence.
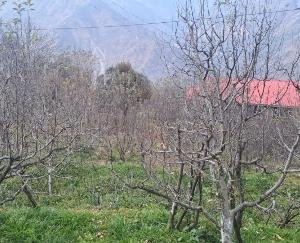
[242,220,300,242]
[97,62,152,115]
[0,156,299,242]
[0,208,101,242]
[0,206,207,243]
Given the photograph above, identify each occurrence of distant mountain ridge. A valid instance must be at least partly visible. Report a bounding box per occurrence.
[29,0,178,80]
[1,0,300,79]
[1,0,178,79]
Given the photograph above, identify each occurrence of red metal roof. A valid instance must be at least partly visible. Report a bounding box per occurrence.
[243,80,300,107]
[187,79,300,108]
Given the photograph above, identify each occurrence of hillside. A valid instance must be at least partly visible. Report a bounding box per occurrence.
[17,0,178,80]
[2,0,300,79]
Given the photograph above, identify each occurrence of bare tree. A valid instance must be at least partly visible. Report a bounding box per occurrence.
[0,2,82,204]
[121,1,300,242]
[42,50,95,195]
[96,62,152,162]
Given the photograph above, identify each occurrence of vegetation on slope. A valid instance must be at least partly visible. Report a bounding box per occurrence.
[0,152,299,242]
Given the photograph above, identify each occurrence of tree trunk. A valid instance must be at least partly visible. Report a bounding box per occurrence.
[47,162,53,195]
[175,209,188,229]
[233,217,243,243]
[215,165,234,243]
[23,185,37,208]
[220,211,233,243]
[48,170,52,195]
[167,202,178,229]
[233,211,243,243]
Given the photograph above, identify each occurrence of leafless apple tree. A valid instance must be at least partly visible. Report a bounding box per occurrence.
[0,2,85,204]
[124,1,300,242]
[95,62,153,162]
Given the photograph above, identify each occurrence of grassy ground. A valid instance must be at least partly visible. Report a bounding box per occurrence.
[0,153,299,242]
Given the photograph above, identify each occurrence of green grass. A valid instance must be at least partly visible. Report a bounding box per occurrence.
[0,154,299,242]
[0,207,101,242]
[0,207,199,243]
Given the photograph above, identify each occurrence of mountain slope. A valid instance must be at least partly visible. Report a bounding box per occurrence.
[1,0,177,79]
[2,0,300,79]
[29,0,177,79]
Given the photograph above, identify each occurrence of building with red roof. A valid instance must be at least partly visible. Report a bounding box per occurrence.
[187,79,300,108]
[241,80,300,108]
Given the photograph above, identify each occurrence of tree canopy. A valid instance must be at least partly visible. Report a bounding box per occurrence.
[97,62,152,115]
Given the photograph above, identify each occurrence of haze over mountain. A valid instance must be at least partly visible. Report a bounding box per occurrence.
[2,0,300,80]
[24,0,178,80]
